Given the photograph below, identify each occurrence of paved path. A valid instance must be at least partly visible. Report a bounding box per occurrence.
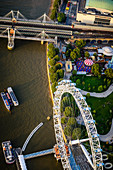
[81,83,113,98]
[99,119,113,144]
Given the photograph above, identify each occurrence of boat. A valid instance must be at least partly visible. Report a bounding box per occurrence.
[7,87,19,106]
[5,92,13,106]
[1,92,10,111]
[2,141,15,164]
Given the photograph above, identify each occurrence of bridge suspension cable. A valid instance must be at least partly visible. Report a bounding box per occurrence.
[3,10,26,20]
[37,13,54,23]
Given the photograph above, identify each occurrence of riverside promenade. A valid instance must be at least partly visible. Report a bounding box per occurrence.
[81,83,113,98]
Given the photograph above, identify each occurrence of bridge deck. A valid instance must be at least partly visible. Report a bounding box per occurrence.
[24,148,54,160]
[22,122,43,152]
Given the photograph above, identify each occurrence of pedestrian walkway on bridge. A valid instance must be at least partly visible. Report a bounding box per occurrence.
[22,122,43,152]
[24,148,54,160]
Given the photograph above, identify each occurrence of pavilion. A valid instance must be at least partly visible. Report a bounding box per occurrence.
[98,46,113,62]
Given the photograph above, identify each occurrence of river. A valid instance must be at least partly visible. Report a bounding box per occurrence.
[0,1,62,170]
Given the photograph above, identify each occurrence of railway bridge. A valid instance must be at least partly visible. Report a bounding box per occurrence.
[0,10,113,50]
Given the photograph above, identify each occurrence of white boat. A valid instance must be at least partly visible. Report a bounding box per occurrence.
[1,92,10,111]
[7,87,19,106]
[2,141,15,164]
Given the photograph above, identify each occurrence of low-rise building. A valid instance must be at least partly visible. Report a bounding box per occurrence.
[65,61,72,72]
[76,0,113,26]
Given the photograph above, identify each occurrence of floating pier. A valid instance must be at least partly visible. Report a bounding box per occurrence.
[24,148,54,160]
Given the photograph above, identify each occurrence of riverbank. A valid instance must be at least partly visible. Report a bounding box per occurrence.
[48,0,55,17]
[46,42,54,105]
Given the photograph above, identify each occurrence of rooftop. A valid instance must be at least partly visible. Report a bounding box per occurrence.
[85,0,113,12]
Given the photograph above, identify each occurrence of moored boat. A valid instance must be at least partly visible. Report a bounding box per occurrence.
[5,92,13,106]
[7,87,19,106]
[2,141,15,164]
[1,92,10,111]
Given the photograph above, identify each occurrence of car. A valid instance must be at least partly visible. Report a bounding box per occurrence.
[103,12,110,16]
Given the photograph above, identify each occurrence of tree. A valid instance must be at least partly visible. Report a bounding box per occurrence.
[48,48,56,59]
[55,48,59,55]
[53,0,59,9]
[54,55,60,61]
[107,79,111,87]
[85,51,90,58]
[49,66,56,74]
[49,59,56,66]
[98,74,101,79]
[74,47,81,58]
[72,70,77,76]
[55,63,61,70]
[67,117,76,128]
[104,78,106,82]
[50,9,57,20]
[91,63,100,76]
[66,44,73,50]
[82,81,85,86]
[93,52,97,57]
[64,106,73,117]
[104,85,106,89]
[70,51,77,61]
[61,117,67,124]
[76,79,80,85]
[57,12,66,22]
[50,73,58,83]
[48,43,55,50]
[64,125,73,136]
[65,49,71,59]
[75,40,86,49]
[56,69,64,79]
[98,85,103,92]
[62,96,70,109]
[88,87,91,91]
[93,110,96,114]
[51,81,58,93]
[72,128,81,139]
[86,93,90,98]
[104,68,113,79]
[93,86,95,90]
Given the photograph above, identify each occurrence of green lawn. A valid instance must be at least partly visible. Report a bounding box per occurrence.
[86,93,113,135]
[70,75,111,92]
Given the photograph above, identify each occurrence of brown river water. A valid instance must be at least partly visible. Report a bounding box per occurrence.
[0,1,62,170]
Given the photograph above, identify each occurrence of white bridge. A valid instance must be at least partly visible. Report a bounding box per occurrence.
[22,122,43,152]
[53,80,103,170]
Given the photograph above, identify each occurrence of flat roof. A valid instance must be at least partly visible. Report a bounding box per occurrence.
[86,0,113,12]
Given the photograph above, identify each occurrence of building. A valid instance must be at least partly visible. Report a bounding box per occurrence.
[85,0,113,13]
[65,61,72,72]
[98,46,113,61]
[76,0,113,26]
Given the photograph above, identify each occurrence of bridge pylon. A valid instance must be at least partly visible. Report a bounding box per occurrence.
[36,13,54,23]
[3,10,26,20]
[7,28,15,50]
[36,30,57,45]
